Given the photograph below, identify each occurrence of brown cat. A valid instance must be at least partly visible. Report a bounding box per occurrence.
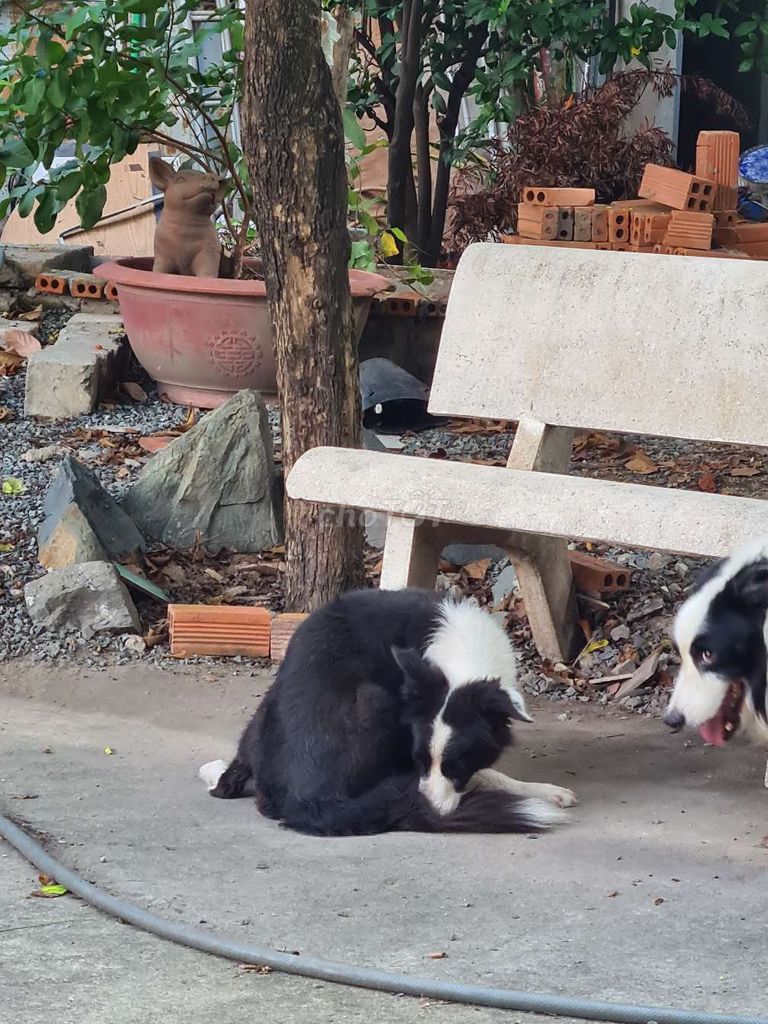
[148,157,225,278]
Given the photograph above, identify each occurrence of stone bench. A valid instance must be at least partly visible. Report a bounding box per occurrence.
[287,243,768,661]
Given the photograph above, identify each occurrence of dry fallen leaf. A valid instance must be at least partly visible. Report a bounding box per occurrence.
[427,951,448,959]
[697,470,718,493]
[121,381,148,402]
[18,305,42,321]
[730,466,760,478]
[138,435,174,454]
[0,406,14,422]
[625,451,657,475]
[0,350,23,376]
[1,328,41,356]
[463,558,491,580]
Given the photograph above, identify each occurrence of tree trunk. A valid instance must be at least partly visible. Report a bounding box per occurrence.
[387,0,423,243]
[243,0,364,611]
[330,4,355,109]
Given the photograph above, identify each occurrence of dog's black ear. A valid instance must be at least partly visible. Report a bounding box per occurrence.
[392,646,447,718]
[728,559,768,610]
[445,680,530,743]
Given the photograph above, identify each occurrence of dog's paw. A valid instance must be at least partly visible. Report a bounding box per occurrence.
[199,759,228,790]
[534,783,578,808]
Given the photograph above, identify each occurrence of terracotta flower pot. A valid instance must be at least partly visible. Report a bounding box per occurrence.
[95,257,390,408]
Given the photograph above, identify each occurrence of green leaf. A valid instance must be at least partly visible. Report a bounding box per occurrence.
[34,191,58,235]
[343,108,366,152]
[2,477,27,496]
[17,187,44,218]
[0,138,36,169]
[19,74,46,114]
[76,184,107,229]
[55,170,84,204]
[38,883,68,897]
[47,68,70,109]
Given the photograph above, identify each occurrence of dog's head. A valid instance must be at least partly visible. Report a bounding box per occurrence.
[149,157,225,217]
[393,646,530,813]
[665,545,768,746]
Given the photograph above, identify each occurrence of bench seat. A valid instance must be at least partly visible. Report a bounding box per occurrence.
[288,447,768,560]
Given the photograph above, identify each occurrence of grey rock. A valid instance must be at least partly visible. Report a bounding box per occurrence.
[610,624,631,643]
[38,456,145,569]
[648,552,670,571]
[362,429,387,453]
[24,561,140,634]
[123,389,282,553]
[491,563,518,604]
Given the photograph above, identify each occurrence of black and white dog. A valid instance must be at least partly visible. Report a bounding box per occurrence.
[664,540,768,747]
[206,588,576,836]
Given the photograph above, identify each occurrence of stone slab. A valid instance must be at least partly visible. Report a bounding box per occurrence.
[24,561,140,635]
[24,312,125,419]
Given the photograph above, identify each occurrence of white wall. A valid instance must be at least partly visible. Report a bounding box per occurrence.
[617,0,682,151]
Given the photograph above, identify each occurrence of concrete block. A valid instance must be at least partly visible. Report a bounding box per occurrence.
[556,208,574,241]
[573,208,593,242]
[0,244,93,289]
[24,312,125,419]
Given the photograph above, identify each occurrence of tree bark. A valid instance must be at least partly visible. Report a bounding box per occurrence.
[243,0,364,610]
[387,0,423,243]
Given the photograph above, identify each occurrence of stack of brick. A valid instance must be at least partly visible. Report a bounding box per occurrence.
[504,129,760,262]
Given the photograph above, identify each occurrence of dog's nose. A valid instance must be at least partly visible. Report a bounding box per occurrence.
[663,708,685,732]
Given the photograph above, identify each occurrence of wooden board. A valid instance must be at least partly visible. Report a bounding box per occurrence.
[1,144,159,256]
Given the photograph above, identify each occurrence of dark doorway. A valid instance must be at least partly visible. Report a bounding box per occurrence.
[677,0,763,170]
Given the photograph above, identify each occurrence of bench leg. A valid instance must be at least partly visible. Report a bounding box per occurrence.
[506,534,582,663]
[380,516,443,590]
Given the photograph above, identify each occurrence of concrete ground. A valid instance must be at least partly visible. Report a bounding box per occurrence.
[2,660,768,1024]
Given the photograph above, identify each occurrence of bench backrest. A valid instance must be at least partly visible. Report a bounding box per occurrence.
[429,243,768,447]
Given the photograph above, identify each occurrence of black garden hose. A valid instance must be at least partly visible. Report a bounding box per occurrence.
[2,812,766,1024]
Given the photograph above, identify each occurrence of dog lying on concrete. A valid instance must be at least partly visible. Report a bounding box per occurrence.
[203,588,576,836]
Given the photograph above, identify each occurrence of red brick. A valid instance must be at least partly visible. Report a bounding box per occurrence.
[696,131,739,188]
[639,164,715,212]
[520,187,595,207]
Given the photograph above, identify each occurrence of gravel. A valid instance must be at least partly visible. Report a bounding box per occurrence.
[0,357,188,664]
[1,371,759,720]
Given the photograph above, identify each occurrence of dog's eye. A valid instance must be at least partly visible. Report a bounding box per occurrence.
[700,649,714,666]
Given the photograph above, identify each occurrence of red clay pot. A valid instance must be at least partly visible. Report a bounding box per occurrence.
[95,257,390,408]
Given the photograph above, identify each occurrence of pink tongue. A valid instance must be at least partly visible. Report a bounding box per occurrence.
[699,712,726,747]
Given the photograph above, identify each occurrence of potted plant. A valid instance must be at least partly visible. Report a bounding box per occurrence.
[0,0,389,405]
